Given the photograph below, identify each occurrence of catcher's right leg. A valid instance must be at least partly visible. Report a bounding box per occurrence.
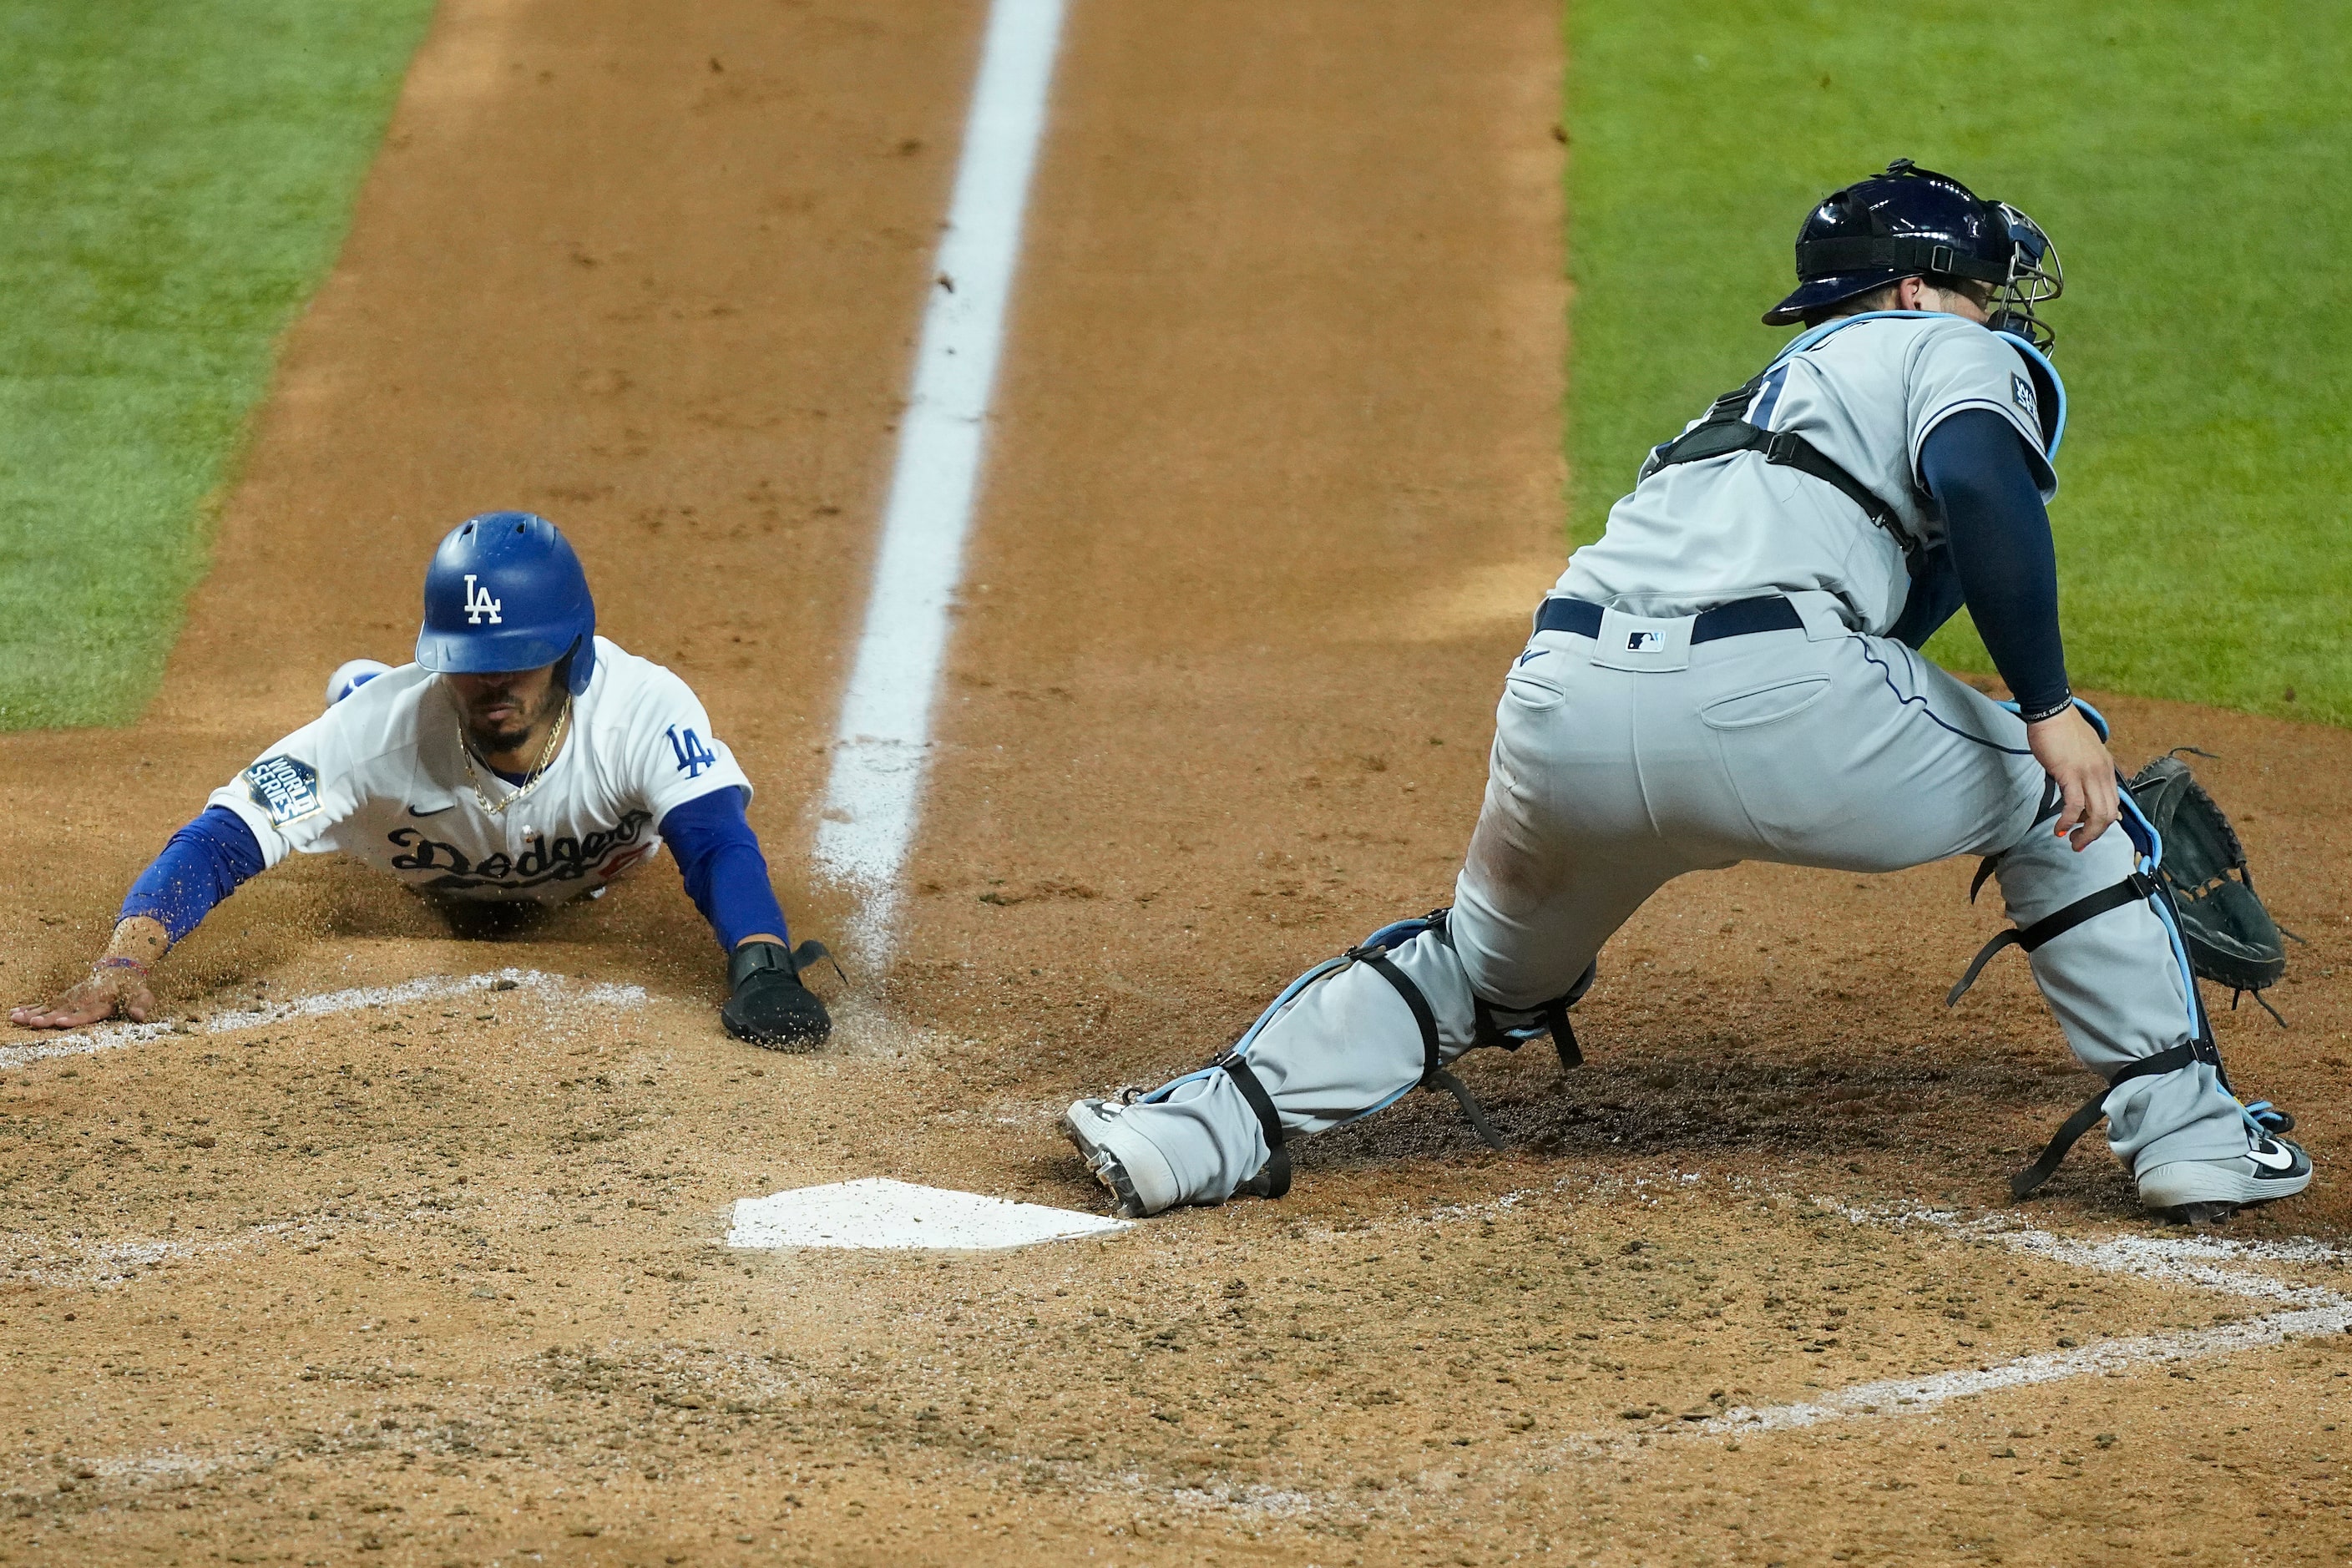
[1064,911,1601,1216]
[1066,615,1695,1217]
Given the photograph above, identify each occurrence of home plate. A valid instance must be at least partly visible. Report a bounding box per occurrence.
[725,1177,1131,1252]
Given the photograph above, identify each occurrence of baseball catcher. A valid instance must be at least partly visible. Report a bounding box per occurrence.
[10,512,832,1050]
[1065,161,2308,1224]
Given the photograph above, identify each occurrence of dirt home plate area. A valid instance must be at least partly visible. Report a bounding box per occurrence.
[3,1,2351,1564]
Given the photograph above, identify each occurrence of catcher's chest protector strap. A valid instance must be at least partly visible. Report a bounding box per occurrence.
[1216,1054,1291,1200]
[2010,1039,2221,1200]
[1358,953,1506,1151]
[1945,872,2157,1007]
[1653,373,1918,559]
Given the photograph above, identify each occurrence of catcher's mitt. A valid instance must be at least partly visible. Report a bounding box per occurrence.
[2127,751,2294,1019]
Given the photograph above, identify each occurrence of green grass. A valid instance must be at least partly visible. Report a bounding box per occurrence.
[0,0,434,729]
[1565,2,2352,726]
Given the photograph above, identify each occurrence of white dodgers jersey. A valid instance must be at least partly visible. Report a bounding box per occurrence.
[1560,311,2059,635]
[207,637,751,903]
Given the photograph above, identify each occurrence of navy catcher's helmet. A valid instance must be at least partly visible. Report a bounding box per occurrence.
[415,512,597,695]
[1765,159,2063,350]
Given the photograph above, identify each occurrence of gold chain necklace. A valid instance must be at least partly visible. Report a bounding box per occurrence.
[460,700,571,817]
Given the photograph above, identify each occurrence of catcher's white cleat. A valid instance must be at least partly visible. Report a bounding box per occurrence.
[1062,1098,1180,1219]
[2137,1132,2312,1221]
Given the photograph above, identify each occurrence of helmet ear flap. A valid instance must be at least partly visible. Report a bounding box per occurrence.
[561,635,596,695]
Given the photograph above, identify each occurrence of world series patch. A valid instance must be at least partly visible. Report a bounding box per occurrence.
[2011,372,2038,420]
[243,754,323,827]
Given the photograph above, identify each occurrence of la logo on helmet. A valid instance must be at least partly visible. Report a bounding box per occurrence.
[463,574,503,625]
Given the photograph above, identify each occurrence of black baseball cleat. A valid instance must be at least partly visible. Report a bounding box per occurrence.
[2137,1132,2312,1222]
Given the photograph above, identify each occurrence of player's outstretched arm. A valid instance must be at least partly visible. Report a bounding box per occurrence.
[9,916,166,1029]
[661,787,832,1050]
[9,807,266,1030]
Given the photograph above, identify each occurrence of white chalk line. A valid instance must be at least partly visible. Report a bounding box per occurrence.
[0,1214,359,1290]
[0,968,646,1071]
[811,0,1067,953]
[1823,1199,2352,1305]
[1693,1201,2352,1438]
[1323,1174,2350,1449]
[1701,1303,2352,1435]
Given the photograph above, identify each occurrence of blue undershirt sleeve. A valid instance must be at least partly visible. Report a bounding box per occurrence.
[660,787,791,953]
[1884,541,1964,651]
[119,806,267,944]
[1917,408,2072,721]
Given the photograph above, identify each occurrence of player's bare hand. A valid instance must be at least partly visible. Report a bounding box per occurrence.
[8,966,154,1029]
[2027,706,2120,852]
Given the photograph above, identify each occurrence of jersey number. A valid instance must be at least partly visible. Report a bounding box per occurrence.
[666,725,718,779]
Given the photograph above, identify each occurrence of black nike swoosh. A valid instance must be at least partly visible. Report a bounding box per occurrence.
[407,804,457,818]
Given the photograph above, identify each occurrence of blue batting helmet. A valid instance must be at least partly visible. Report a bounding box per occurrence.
[1765,159,2063,350]
[415,512,597,695]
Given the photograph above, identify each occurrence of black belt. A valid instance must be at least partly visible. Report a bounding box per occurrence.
[1534,594,1805,644]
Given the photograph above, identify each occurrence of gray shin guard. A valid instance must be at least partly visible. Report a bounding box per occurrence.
[1950,794,2281,1196]
[1117,913,1591,1207]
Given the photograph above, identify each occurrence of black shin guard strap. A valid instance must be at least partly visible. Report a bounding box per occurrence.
[1429,1070,1507,1151]
[1949,873,2156,1006]
[1548,1004,1582,1070]
[1363,952,1505,1150]
[1362,953,1441,1083]
[2010,1039,2218,1200]
[1216,1055,1291,1200]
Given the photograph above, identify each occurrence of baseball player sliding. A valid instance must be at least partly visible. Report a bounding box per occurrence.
[10,513,832,1050]
[1066,161,2309,1225]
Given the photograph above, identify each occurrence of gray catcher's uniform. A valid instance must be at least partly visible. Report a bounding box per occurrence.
[1077,311,2270,1211]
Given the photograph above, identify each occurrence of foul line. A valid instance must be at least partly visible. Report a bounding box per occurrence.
[0,969,646,1071]
[1698,1202,2351,1438]
[812,0,1067,951]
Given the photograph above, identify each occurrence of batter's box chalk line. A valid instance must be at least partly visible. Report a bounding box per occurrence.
[0,1213,344,1289]
[1652,1198,2352,1443]
[0,969,647,1071]
[726,1176,1129,1252]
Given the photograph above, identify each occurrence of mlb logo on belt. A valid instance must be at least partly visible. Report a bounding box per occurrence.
[1626,630,1666,652]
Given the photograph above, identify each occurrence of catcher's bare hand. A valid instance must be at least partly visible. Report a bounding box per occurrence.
[9,965,155,1029]
[2028,706,2120,852]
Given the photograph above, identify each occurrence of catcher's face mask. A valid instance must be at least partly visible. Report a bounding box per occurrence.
[1983,200,2064,353]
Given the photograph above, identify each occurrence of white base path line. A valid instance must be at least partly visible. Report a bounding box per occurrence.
[1692,1201,2350,1437]
[0,1214,351,1290]
[1702,1302,2352,1434]
[0,968,646,1071]
[1826,1199,2352,1303]
[811,0,1066,954]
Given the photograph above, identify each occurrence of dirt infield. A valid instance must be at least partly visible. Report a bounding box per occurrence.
[4,1,2351,1563]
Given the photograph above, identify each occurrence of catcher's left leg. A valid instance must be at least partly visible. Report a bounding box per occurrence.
[1826,650,2308,1213]
[1955,769,2306,1214]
